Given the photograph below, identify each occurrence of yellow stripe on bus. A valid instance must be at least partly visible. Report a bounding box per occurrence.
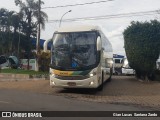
[53,70,73,76]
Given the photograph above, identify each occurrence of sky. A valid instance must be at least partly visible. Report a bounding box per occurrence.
[1,0,160,55]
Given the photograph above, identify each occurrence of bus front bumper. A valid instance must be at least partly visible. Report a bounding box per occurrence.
[50,75,99,88]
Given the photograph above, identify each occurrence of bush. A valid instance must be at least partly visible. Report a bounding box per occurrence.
[123,20,160,81]
[38,51,51,72]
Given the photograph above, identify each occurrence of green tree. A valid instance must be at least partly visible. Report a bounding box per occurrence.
[0,9,15,54]
[123,20,160,81]
[0,8,30,57]
[15,0,48,70]
[0,8,8,54]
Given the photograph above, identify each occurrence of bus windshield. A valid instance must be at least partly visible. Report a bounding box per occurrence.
[51,31,98,71]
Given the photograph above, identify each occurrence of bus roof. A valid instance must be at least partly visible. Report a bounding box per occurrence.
[56,25,100,33]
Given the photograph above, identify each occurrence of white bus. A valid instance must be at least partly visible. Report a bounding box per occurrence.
[49,25,113,90]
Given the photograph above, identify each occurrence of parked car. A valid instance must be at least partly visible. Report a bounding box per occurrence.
[0,55,9,69]
[0,55,19,69]
[121,58,135,75]
[156,58,160,70]
[8,56,19,69]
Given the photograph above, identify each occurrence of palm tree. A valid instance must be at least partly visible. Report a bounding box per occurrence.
[0,8,26,56]
[0,9,16,55]
[0,8,7,54]
[15,0,48,70]
[10,12,21,54]
[0,8,8,32]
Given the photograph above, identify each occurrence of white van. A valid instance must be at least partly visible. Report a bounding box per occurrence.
[122,58,135,75]
[157,58,160,70]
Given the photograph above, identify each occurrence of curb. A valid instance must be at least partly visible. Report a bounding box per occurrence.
[0,73,49,81]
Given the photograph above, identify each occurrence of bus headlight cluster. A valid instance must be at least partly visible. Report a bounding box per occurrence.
[50,69,55,77]
[50,72,55,77]
[51,80,55,85]
[89,72,96,77]
[51,74,55,77]
[89,69,97,77]
[90,73,94,77]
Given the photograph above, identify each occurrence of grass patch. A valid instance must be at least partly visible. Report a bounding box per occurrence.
[1,68,48,75]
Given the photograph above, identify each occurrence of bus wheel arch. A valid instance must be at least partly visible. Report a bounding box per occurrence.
[97,70,104,91]
[107,68,113,82]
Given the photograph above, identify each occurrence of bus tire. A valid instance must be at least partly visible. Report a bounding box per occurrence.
[97,71,104,91]
[107,68,113,82]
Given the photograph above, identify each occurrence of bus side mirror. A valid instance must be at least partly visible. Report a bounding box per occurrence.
[105,58,113,68]
[97,36,101,51]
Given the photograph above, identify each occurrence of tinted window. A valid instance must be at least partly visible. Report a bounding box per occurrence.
[0,56,7,64]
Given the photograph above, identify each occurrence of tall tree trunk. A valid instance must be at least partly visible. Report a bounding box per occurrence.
[36,23,40,71]
[27,12,32,70]
[35,0,41,72]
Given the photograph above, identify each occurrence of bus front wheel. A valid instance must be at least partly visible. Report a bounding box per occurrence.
[97,71,104,91]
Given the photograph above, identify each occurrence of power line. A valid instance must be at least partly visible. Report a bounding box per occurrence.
[47,9,160,23]
[42,0,114,9]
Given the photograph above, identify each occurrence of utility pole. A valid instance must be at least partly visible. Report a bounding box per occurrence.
[36,0,41,71]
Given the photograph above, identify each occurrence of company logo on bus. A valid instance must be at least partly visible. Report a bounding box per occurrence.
[53,70,72,76]
[52,69,91,77]
[59,72,69,76]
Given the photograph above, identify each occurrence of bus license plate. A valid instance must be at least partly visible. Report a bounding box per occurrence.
[67,82,76,86]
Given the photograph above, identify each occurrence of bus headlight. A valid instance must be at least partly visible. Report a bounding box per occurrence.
[51,74,55,77]
[89,81,94,85]
[50,69,55,77]
[89,72,96,77]
[90,73,94,77]
[89,69,97,77]
[51,80,55,85]
[50,72,55,77]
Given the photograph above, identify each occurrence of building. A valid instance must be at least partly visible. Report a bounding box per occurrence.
[113,54,124,74]
[31,38,52,50]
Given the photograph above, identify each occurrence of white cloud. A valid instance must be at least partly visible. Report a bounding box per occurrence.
[107,26,125,38]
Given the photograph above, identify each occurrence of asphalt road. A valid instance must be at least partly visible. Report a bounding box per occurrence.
[0,89,159,120]
[0,89,151,111]
[0,75,160,120]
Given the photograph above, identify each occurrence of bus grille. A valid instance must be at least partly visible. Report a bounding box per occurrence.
[55,75,89,80]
